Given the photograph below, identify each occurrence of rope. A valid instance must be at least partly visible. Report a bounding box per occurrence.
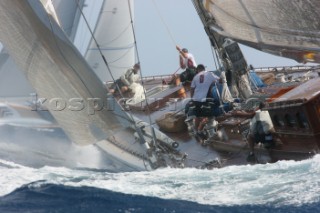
[151,0,177,47]
[172,67,181,75]
[150,1,194,77]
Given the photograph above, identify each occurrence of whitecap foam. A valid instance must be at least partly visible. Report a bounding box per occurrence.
[1,155,320,207]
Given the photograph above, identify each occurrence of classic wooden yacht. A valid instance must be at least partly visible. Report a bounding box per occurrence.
[111,64,319,165]
[0,0,320,171]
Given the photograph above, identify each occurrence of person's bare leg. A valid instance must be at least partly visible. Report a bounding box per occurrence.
[198,117,208,131]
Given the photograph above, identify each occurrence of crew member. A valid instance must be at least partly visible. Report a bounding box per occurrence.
[110,63,140,94]
[176,46,197,84]
[247,102,275,162]
[190,64,219,136]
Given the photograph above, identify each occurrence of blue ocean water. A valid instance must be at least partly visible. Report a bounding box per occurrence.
[1,182,319,213]
[0,128,319,212]
[1,155,320,213]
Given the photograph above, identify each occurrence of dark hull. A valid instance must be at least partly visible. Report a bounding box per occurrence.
[210,139,315,163]
[126,72,320,166]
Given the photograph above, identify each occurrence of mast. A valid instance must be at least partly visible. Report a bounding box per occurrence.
[192,0,252,99]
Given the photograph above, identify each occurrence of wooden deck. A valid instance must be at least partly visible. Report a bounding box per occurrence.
[121,72,320,167]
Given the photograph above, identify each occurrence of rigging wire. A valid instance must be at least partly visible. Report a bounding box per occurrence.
[45,4,139,128]
[127,0,158,147]
[74,0,143,128]
[74,1,154,171]
[74,0,135,101]
[74,0,114,82]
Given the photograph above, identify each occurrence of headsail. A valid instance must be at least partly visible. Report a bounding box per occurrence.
[0,0,132,146]
[50,0,136,82]
[0,0,186,171]
[194,0,320,63]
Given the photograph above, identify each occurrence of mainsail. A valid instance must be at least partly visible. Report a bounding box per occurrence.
[193,0,320,63]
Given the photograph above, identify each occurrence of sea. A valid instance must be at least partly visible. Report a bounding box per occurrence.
[0,128,320,213]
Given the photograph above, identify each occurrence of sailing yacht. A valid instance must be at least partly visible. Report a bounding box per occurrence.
[0,0,319,171]
[0,0,196,171]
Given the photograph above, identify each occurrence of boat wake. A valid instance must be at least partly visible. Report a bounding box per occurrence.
[0,127,116,170]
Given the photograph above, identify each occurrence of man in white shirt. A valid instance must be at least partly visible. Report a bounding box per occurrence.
[247,102,275,162]
[176,46,197,84]
[176,46,197,69]
[190,64,220,133]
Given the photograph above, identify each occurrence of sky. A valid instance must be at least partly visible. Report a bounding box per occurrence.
[134,0,305,77]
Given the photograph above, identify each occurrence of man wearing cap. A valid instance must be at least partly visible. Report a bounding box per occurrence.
[176,46,197,84]
[176,46,197,69]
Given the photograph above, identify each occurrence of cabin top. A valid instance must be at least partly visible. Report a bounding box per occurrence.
[267,77,320,109]
[276,77,320,101]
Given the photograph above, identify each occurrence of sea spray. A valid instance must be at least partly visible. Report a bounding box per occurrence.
[1,155,320,207]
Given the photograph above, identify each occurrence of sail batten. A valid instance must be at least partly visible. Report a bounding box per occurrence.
[0,0,135,146]
[197,0,320,63]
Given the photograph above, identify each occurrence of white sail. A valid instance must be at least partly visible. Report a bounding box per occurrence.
[50,0,135,82]
[0,0,187,171]
[83,0,135,82]
[194,0,320,63]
